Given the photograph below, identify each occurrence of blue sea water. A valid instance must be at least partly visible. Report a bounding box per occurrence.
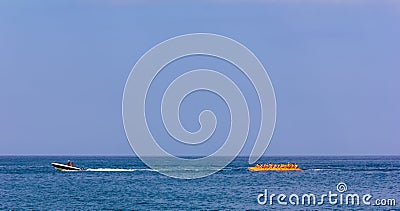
[0,156,398,210]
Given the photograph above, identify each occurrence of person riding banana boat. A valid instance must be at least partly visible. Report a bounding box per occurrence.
[248,163,302,171]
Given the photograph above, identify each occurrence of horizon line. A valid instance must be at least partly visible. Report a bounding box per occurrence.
[0,154,399,157]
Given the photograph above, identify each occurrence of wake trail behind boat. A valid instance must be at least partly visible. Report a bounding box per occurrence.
[85,168,157,172]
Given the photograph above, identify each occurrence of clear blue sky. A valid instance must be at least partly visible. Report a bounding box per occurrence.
[1,0,399,156]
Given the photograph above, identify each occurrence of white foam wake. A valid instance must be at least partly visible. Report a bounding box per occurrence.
[85,168,157,172]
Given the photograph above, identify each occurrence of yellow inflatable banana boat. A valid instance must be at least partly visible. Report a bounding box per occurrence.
[248,163,302,172]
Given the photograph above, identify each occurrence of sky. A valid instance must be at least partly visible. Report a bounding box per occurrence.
[0,0,399,156]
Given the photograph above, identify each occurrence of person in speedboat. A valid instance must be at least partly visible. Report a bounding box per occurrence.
[66,160,74,167]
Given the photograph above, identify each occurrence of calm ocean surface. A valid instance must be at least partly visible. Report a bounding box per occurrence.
[0,156,398,210]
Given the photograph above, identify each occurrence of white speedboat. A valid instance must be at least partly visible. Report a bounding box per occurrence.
[51,162,83,171]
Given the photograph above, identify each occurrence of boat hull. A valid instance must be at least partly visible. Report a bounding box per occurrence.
[51,162,82,171]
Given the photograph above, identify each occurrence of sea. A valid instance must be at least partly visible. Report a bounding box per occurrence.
[0,156,398,210]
